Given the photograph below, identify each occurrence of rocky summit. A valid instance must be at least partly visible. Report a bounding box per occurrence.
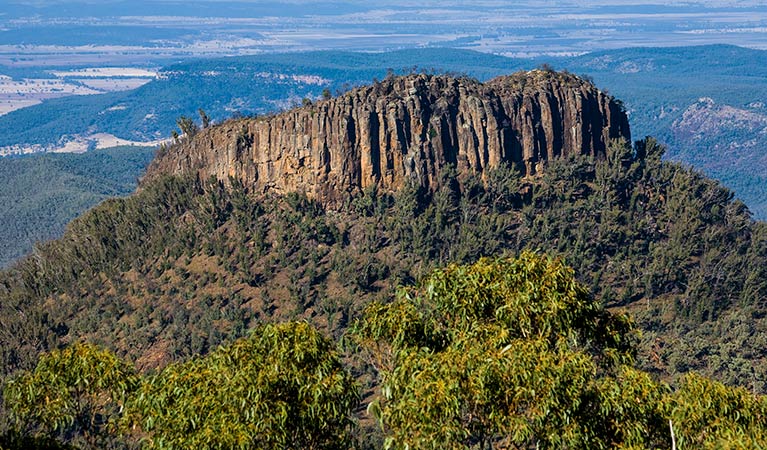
[146,70,630,204]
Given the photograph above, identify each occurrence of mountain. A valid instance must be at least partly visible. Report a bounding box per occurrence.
[1,70,767,448]
[148,71,629,203]
[1,71,764,378]
[2,45,765,227]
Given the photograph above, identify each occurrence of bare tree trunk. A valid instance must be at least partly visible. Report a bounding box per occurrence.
[669,419,677,450]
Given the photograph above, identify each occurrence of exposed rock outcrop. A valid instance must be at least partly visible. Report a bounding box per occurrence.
[146,70,630,204]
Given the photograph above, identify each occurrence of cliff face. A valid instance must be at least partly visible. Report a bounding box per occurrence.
[146,70,630,204]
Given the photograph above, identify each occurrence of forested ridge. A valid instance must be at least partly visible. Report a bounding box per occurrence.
[1,135,766,448]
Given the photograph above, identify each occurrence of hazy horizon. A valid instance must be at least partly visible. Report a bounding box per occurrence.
[1,0,765,66]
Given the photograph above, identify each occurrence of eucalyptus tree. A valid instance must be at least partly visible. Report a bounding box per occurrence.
[354,252,665,449]
[125,321,360,449]
[3,342,139,449]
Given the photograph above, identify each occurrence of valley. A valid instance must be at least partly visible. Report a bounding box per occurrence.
[0,67,157,117]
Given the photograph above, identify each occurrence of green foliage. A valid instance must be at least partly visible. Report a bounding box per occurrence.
[357,251,635,361]
[591,366,672,449]
[125,322,359,449]
[0,145,156,268]
[0,431,76,450]
[3,343,139,449]
[355,255,767,449]
[354,253,643,449]
[670,373,767,448]
[175,115,198,139]
[197,109,210,129]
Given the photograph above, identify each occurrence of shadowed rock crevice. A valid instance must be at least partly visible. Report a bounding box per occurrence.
[146,70,630,205]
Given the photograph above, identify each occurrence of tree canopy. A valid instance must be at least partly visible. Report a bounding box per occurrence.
[125,321,360,450]
[3,342,139,449]
[354,253,767,449]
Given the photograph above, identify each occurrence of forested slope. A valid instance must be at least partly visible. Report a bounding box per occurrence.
[0,146,156,267]
[1,137,766,448]
[0,136,764,385]
[6,254,767,449]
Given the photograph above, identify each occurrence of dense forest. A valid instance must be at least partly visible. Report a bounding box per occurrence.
[1,135,766,448]
[0,146,156,267]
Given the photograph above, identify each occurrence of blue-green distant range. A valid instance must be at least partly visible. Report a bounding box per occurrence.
[0,49,530,147]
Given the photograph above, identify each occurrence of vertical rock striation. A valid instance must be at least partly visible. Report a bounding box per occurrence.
[146,70,630,204]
